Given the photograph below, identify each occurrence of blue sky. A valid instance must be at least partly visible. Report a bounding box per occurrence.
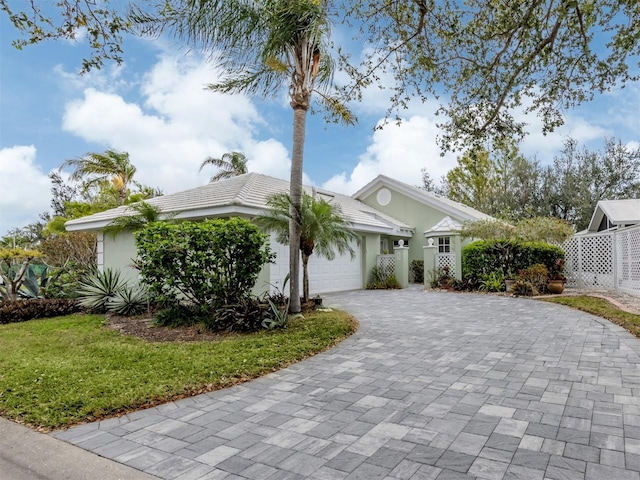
[1,9,639,237]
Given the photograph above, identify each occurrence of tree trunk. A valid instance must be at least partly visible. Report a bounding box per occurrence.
[302,252,310,304]
[289,106,307,313]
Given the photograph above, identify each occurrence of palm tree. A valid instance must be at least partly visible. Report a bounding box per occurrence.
[60,149,136,206]
[133,0,353,312]
[103,201,169,238]
[257,192,359,303]
[200,151,248,182]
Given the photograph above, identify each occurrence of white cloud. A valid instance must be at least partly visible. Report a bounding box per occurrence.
[322,115,457,194]
[0,146,51,236]
[518,111,611,160]
[62,54,293,194]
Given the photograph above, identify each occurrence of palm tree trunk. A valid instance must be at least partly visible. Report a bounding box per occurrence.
[288,105,307,313]
[302,252,310,304]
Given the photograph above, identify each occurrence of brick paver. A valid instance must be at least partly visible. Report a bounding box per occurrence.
[54,287,640,479]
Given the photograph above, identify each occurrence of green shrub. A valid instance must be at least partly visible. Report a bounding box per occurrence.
[385,274,401,289]
[153,304,202,328]
[517,263,548,294]
[0,299,81,324]
[214,296,273,332]
[136,219,273,316]
[366,265,399,289]
[479,271,504,292]
[462,239,563,284]
[511,279,536,296]
[410,260,424,283]
[428,266,455,289]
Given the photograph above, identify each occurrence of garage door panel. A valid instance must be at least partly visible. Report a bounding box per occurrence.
[269,233,361,294]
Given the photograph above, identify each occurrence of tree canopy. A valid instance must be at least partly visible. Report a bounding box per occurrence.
[427,137,640,231]
[4,1,637,147]
[343,0,640,149]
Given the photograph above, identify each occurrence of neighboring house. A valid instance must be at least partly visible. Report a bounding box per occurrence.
[564,198,640,296]
[66,172,491,295]
[584,199,640,233]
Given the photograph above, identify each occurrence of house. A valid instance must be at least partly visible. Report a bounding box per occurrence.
[564,198,640,295]
[354,175,493,280]
[584,199,640,232]
[65,172,491,294]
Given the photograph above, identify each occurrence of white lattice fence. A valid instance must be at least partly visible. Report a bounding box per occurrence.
[616,224,640,295]
[564,233,614,289]
[436,253,456,275]
[377,254,396,277]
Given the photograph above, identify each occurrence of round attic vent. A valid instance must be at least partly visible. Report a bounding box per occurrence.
[376,188,391,206]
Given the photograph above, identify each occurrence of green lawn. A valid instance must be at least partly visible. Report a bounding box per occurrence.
[0,311,356,430]
[541,295,640,337]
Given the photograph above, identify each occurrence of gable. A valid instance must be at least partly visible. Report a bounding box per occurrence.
[354,175,493,223]
[587,199,640,232]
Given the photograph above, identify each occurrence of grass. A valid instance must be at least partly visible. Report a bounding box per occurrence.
[0,311,356,431]
[541,295,640,337]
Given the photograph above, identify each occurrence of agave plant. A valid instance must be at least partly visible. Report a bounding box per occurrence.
[19,265,62,299]
[75,268,128,313]
[107,284,148,316]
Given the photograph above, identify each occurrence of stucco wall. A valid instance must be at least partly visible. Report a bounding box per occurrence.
[360,188,453,263]
[102,232,139,284]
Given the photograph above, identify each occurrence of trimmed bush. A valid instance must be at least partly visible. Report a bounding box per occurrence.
[0,299,81,324]
[135,218,274,330]
[462,239,564,283]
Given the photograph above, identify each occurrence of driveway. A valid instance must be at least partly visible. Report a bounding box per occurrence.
[55,287,640,479]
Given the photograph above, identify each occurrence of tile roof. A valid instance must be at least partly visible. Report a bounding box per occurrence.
[65,173,413,234]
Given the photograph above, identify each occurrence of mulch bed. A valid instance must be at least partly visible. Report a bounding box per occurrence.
[106,315,231,342]
[106,300,319,342]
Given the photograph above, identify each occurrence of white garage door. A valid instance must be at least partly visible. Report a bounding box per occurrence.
[269,233,362,295]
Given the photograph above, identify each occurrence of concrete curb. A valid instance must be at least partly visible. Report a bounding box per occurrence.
[0,418,157,480]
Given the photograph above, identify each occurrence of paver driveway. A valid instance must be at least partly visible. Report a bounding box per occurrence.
[56,287,640,480]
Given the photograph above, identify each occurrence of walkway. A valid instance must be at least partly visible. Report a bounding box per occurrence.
[54,287,640,479]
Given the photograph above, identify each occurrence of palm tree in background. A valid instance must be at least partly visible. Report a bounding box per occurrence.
[133,0,353,313]
[257,192,359,303]
[60,149,136,206]
[200,151,249,182]
[103,201,172,238]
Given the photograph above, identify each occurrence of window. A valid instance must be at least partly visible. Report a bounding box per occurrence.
[438,237,450,253]
[393,239,409,248]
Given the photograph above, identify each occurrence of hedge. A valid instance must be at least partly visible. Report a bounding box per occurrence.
[462,239,564,281]
[0,299,82,324]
